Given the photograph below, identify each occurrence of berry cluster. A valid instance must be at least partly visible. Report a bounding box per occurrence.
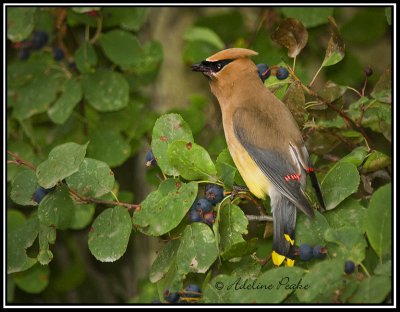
[155,284,202,304]
[297,243,327,261]
[257,64,289,82]
[32,186,56,204]
[188,184,224,226]
[13,31,64,62]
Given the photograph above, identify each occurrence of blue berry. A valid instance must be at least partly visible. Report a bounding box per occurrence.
[203,211,215,226]
[181,284,202,298]
[53,47,64,61]
[205,184,224,205]
[163,290,180,303]
[313,245,327,259]
[276,67,289,80]
[298,244,313,261]
[364,66,373,77]
[344,260,356,274]
[145,149,157,167]
[31,31,49,50]
[17,48,30,60]
[257,63,271,82]
[188,209,202,223]
[191,198,213,214]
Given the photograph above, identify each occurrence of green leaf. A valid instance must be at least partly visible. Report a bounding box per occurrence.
[156,260,183,296]
[182,40,217,65]
[99,30,142,68]
[151,114,194,176]
[365,184,391,259]
[149,240,180,283]
[7,214,39,274]
[295,211,329,246]
[87,128,131,168]
[8,210,27,233]
[215,148,237,188]
[102,7,148,31]
[75,42,98,74]
[14,263,49,294]
[168,141,217,181]
[371,67,391,103]
[66,158,115,197]
[131,40,163,74]
[183,26,224,50]
[349,276,391,303]
[324,197,366,231]
[362,150,391,173]
[7,141,37,182]
[295,259,343,303]
[322,17,345,67]
[324,227,367,263]
[281,7,334,28]
[321,162,360,210]
[317,80,347,103]
[48,77,82,124]
[69,203,95,230]
[176,223,218,274]
[219,204,249,259]
[11,169,38,206]
[37,223,56,265]
[7,8,36,42]
[88,206,132,262]
[133,179,197,236]
[82,70,129,112]
[12,70,63,120]
[272,18,308,58]
[374,260,391,277]
[340,146,369,167]
[283,81,305,127]
[38,185,73,230]
[385,7,392,25]
[36,142,88,189]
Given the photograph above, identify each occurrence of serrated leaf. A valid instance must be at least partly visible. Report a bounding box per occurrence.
[324,227,367,263]
[168,141,217,181]
[87,128,131,168]
[340,146,369,167]
[7,7,36,42]
[99,30,142,68]
[361,102,391,142]
[295,211,329,246]
[295,259,343,302]
[272,18,308,58]
[7,214,39,274]
[183,26,224,50]
[317,80,347,102]
[362,150,391,173]
[66,158,114,197]
[176,223,218,274]
[151,114,194,176]
[149,240,180,283]
[88,206,132,262]
[69,203,95,230]
[82,70,129,112]
[283,81,305,128]
[324,197,366,231]
[133,179,197,236]
[349,275,391,303]
[280,7,334,28]
[36,142,88,189]
[215,148,237,188]
[321,162,360,210]
[322,17,345,67]
[75,42,98,74]
[11,169,38,206]
[14,263,49,294]
[48,77,82,124]
[371,67,391,104]
[38,185,73,230]
[365,184,391,259]
[219,204,249,259]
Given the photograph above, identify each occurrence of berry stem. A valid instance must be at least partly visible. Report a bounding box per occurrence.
[361,77,368,97]
[346,86,363,98]
[292,56,297,72]
[308,64,324,88]
[359,262,371,278]
[90,14,103,44]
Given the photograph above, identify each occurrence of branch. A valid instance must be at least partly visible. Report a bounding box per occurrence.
[246,215,273,222]
[7,150,36,170]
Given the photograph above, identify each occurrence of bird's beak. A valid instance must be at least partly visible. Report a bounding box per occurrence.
[191,62,213,79]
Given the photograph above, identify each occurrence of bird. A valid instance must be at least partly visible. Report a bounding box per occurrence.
[191,48,325,267]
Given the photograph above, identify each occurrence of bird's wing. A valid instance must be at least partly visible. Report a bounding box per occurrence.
[233,107,315,218]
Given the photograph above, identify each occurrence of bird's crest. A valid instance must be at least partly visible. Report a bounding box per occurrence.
[206,48,258,62]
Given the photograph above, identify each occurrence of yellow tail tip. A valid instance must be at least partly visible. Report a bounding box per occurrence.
[284,234,295,246]
[272,251,296,267]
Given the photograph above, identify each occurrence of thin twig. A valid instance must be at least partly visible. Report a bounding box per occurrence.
[90,15,103,44]
[246,215,273,222]
[7,151,36,170]
[308,64,323,88]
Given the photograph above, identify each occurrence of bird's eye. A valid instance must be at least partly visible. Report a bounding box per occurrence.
[216,63,222,70]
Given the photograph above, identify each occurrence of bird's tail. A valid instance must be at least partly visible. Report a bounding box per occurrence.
[271,193,297,267]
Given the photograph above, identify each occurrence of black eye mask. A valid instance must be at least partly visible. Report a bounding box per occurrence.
[201,59,234,73]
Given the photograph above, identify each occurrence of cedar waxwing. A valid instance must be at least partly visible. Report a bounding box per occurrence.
[192,48,325,267]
